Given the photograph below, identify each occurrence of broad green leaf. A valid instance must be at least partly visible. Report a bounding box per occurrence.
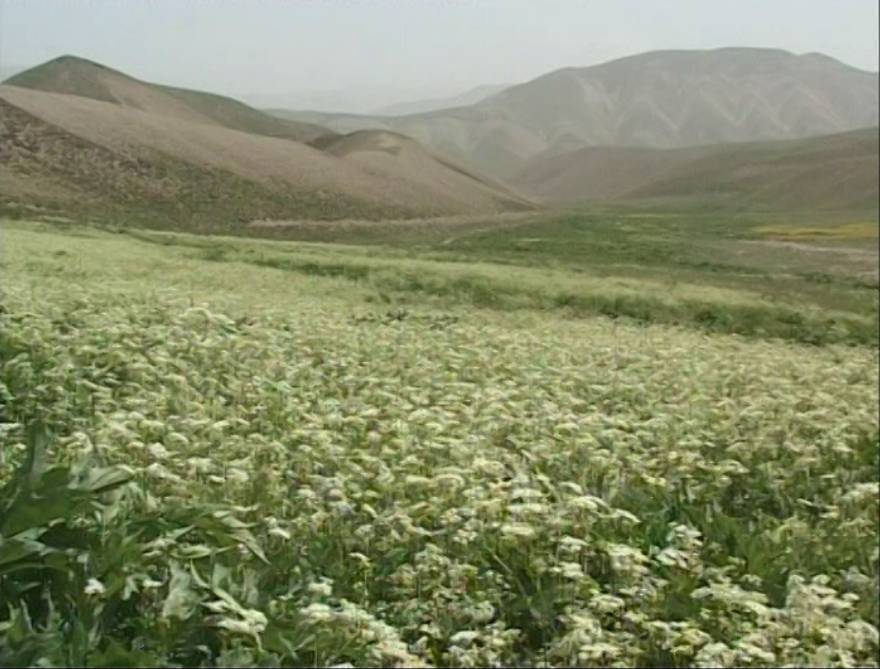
[0,534,53,568]
[75,465,135,495]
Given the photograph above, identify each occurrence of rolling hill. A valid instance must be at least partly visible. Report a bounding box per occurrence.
[268,48,880,179]
[309,130,527,211]
[511,127,879,211]
[4,55,333,143]
[0,57,534,228]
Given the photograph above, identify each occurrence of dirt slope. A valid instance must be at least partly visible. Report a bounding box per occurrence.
[511,127,879,211]
[314,130,531,213]
[4,55,333,143]
[511,145,719,200]
[374,84,510,116]
[0,83,534,226]
[626,128,880,210]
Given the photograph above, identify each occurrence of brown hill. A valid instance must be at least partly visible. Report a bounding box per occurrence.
[0,60,534,227]
[312,130,529,212]
[511,145,720,201]
[625,128,880,211]
[4,55,332,143]
[511,127,879,211]
[270,48,880,179]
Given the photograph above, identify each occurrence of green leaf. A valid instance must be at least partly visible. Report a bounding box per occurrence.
[1,485,86,538]
[1,464,133,537]
[88,640,162,668]
[75,465,135,495]
[20,416,49,482]
[0,533,53,569]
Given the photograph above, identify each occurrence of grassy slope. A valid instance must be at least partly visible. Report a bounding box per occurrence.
[6,202,876,347]
[4,55,333,143]
[511,128,880,210]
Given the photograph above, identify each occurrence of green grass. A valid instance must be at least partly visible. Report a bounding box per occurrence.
[752,221,879,240]
[1,220,877,667]
[3,201,877,350]
[79,201,877,348]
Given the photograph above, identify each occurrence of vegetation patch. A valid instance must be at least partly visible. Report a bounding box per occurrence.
[1,221,878,667]
[2,222,879,667]
[752,221,879,241]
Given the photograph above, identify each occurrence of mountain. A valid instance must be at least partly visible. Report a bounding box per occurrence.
[512,127,879,211]
[4,55,332,142]
[0,57,534,228]
[309,130,525,210]
[267,48,880,179]
[373,84,510,116]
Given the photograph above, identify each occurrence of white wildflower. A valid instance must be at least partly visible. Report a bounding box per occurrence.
[84,578,106,596]
[500,522,535,539]
[146,442,169,459]
[450,630,481,646]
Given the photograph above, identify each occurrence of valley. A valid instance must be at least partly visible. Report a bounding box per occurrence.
[1,34,878,669]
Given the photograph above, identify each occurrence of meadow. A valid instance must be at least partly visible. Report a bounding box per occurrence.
[1,213,878,668]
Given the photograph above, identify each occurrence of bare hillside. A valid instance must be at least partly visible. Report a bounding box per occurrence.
[626,128,880,211]
[314,130,529,212]
[0,83,534,227]
[4,55,333,143]
[512,145,720,201]
[511,127,879,211]
[269,48,880,178]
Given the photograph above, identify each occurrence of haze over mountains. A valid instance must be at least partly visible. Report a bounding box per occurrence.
[0,47,877,228]
[373,84,511,116]
[239,83,509,116]
[270,48,879,180]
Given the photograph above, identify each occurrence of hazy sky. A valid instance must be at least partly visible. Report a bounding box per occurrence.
[1,0,878,102]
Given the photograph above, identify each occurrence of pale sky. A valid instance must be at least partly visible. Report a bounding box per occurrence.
[1,0,878,109]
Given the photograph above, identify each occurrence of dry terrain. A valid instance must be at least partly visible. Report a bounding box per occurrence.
[272,48,880,178]
[511,127,880,211]
[3,55,330,142]
[0,58,534,226]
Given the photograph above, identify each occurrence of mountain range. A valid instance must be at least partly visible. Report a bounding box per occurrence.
[1,48,877,231]
[268,48,879,179]
[0,56,532,228]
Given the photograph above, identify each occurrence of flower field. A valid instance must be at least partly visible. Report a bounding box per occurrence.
[1,224,878,667]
